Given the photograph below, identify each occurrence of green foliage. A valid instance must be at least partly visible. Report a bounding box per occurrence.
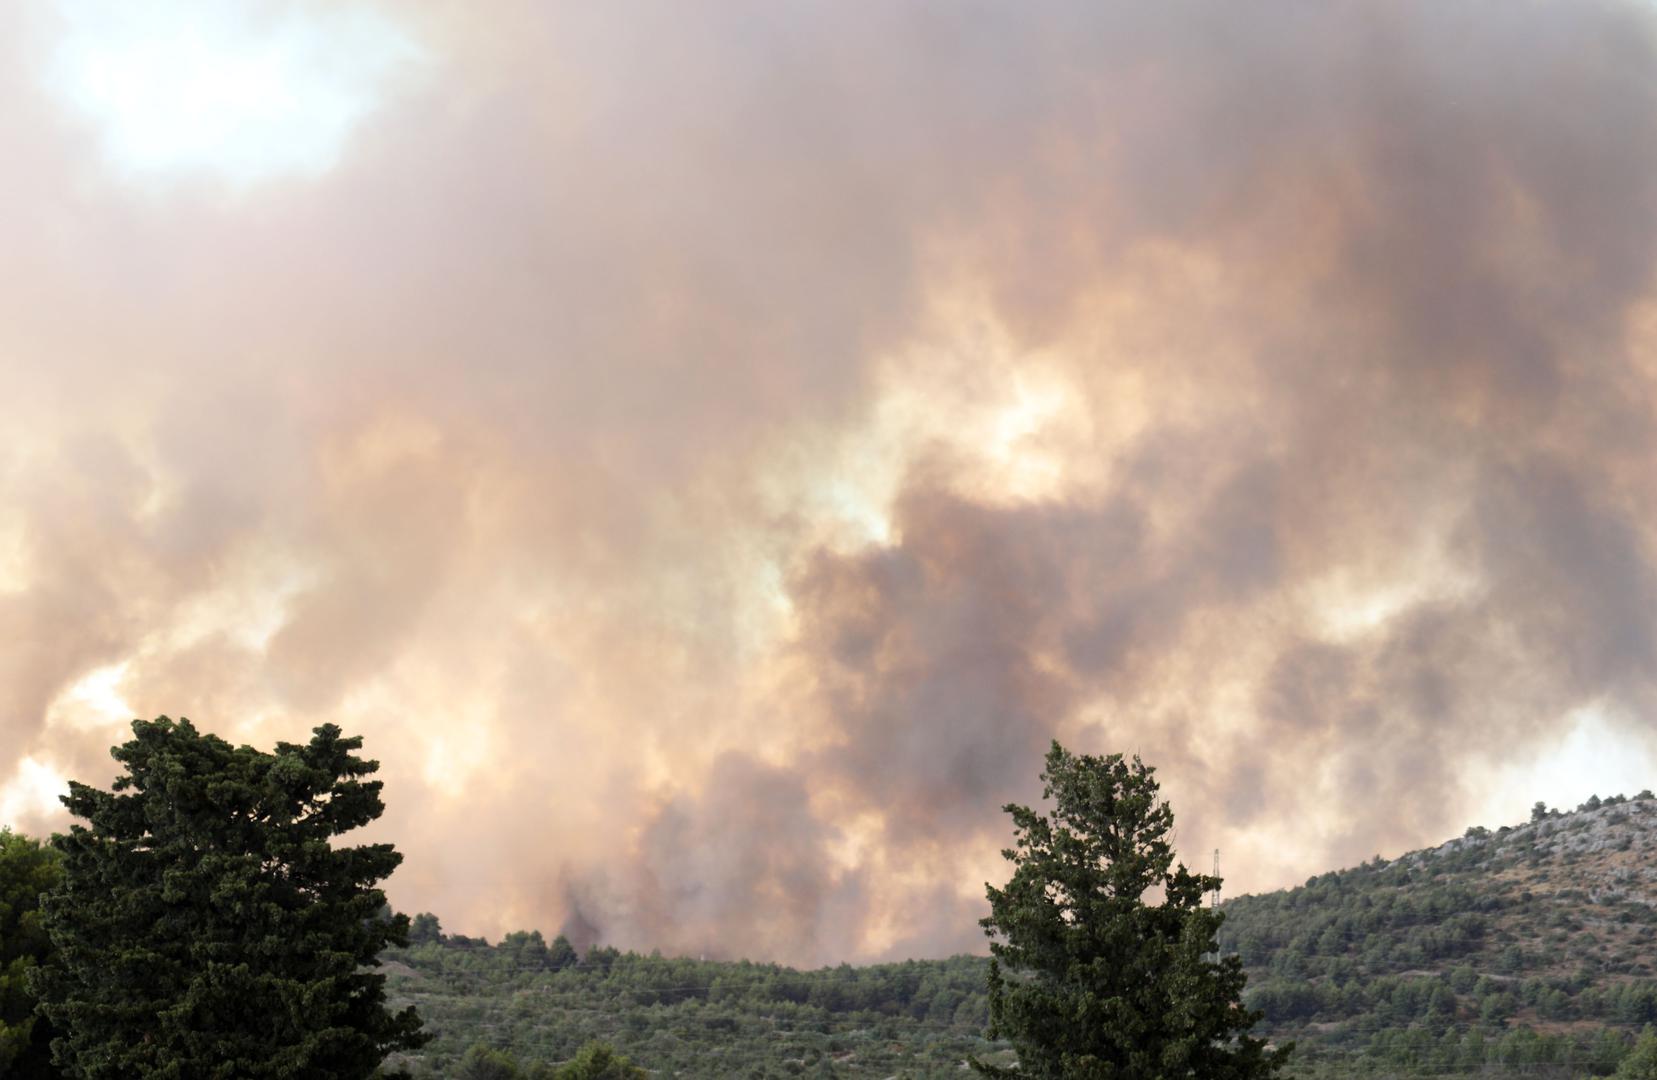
[457,1042,524,1080]
[1619,1027,1657,1079]
[1210,794,1657,1076]
[32,716,426,1078]
[379,939,999,1076]
[977,741,1288,1078]
[498,929,579,973]
[445,1040,642,1080]
[0,829,64,1078]
[552,1041,647,1079]
[409,912,443,946]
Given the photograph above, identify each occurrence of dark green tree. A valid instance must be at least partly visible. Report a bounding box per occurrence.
[456,1042,522,1080]
[0,828,63,1078]
[547,933,578,971]
[977,741,1289,1079]
[500,930,551,970]
[408,912,444,946]
[32,716,426,1078]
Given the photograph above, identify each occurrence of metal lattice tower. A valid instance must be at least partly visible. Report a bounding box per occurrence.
[1210,848,1220,909]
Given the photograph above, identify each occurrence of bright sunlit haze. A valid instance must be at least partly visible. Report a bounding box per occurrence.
[46,1,420,185]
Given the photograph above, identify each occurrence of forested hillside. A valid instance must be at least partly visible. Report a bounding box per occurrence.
[1221,791,1657,1076]
[379,935,1003,1077]
[383,794,1657,1077]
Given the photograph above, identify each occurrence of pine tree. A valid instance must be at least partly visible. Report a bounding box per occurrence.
[0,828,63,1078]
[31,716,426,1078]
[977,741,1289,1079]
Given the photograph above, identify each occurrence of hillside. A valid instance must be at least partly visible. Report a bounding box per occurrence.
[1221,790,1657,1076]
[381,793,1657,1077]
[380,944,1003,1077]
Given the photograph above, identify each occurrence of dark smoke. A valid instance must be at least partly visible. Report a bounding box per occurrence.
[3,1,1657,964]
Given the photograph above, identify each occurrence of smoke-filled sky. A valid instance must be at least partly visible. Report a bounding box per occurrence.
[5,0,1657,966]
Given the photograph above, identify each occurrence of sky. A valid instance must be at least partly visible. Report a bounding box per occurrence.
[4,0,1657,967]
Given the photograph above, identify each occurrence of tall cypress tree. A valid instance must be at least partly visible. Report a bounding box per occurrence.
[32,717,425,1079]
[977,742,1289,1079]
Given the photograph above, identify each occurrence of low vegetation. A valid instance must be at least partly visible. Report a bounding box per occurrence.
[1221,791,1657,1076]
[379,932,999,1077]
[379,793,1657,1077]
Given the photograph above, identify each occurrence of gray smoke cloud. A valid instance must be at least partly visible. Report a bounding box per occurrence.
[2,1,1657,965]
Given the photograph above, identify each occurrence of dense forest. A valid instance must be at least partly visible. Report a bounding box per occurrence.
[378,794,1657,1078]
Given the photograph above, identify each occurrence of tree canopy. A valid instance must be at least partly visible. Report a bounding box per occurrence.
[32,716,425,1078]
[1619,1027,1657,1080]
[452,1040,644,1080]
[0,828,63,1078]
[978,741,1289,1079]
[551,1041,648,1079]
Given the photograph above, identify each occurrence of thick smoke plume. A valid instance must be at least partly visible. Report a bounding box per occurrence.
[4,2,1657,964]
